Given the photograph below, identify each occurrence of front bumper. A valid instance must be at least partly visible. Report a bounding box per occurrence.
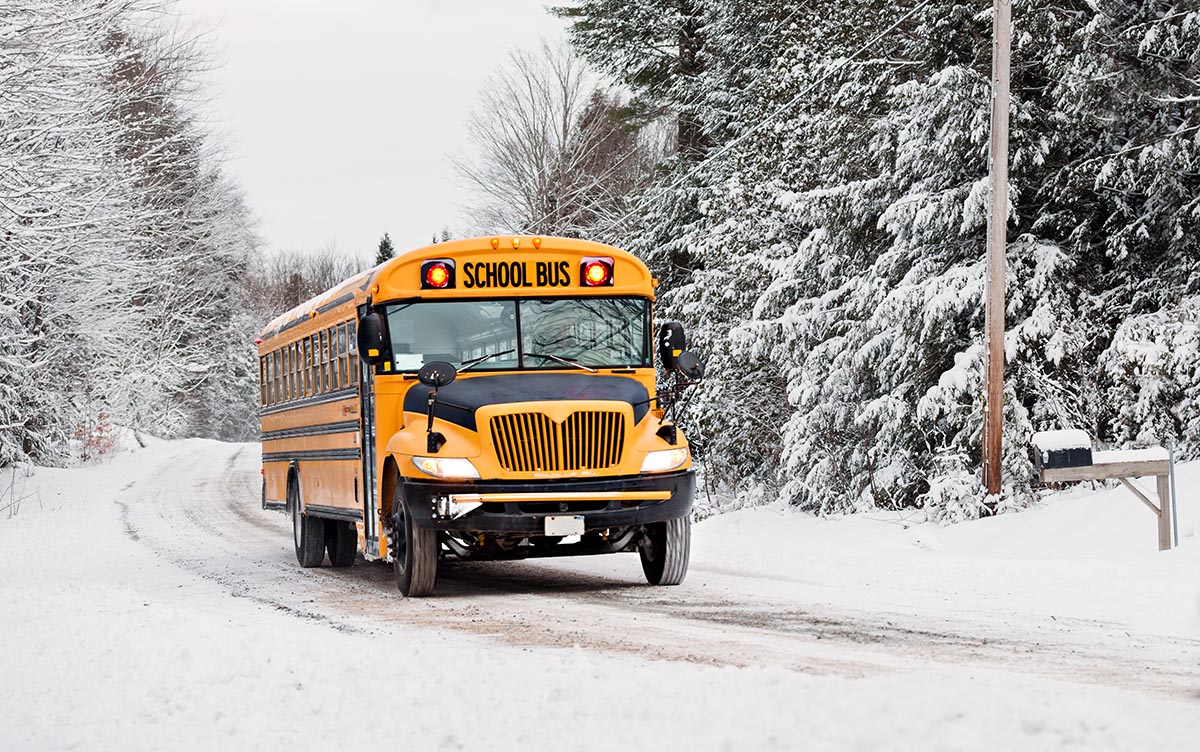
[400,470,695,534]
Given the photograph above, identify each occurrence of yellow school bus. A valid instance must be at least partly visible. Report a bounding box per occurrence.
[257,236,703,596]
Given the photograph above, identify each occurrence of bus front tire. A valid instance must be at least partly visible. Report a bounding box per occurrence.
[639,516,690,586]
[392,489,438,597]
[326,520,357,567]
[290,480,325,568]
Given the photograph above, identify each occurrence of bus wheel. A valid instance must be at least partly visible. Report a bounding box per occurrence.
[639,517,690,586]
[392,489,438,597]
[326,520,357,568]
[290,478,325,568]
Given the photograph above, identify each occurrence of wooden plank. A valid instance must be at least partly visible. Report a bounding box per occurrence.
[1117,478,1160,515]
[1156,474,1173,552]
[1040,460,1170,483]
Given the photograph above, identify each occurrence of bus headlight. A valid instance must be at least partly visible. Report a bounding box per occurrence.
[412,456,480,479]
[640,448,689,474]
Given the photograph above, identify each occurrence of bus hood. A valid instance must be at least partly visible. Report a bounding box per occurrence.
[402,373,651,432]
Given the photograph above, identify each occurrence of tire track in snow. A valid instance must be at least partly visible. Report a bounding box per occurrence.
[115,441,1200,697]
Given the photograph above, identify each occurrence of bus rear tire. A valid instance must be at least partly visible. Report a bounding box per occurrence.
[326,520,357,567]
[639,516,690,586]
[392,489,438,597]
[290,479,325,568]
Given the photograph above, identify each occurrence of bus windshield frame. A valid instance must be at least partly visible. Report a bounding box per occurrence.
[381,296,652,373]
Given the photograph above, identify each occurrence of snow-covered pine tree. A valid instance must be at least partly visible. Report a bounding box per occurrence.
[562,0,1200,517]
[554,0,712,293]
[376,233,395,264]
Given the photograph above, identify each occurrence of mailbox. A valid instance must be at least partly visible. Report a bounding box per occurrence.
[1030,429,1093,470]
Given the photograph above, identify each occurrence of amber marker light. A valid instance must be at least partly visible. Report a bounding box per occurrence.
[580,256,614,287]
[532,237,542,249]
[512,237,521,249]
[490,237,500,250]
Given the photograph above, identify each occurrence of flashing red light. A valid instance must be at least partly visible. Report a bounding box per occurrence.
[421,258,456,289]
[425,263,450,288]
[581,257,613,287]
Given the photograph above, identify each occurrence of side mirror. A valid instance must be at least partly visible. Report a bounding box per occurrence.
[676,350,705,381]
[357,311,388,366]
[658,322,686,371]
[417,361,457,388]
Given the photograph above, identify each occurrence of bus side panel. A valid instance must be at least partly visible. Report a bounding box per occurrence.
[261,394,361,512]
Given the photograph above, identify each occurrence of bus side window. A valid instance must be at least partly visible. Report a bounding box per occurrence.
[272,350,280,405]
[259,356,266,407]
[283,345,290,401]
[338,323,348,387]
[324,328,333,391]
[327,327,337,390]
[315,333,323,394]
[299,337,306,396]
[289,343,297,400]
[331,327,339,389]
[312,334,320,395]
[311,334,321,395]
[301,337,310,396]
[299,338,306,397]
[321,329,330,393]
[346,320,357,384]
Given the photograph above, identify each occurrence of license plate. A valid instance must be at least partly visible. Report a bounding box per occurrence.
[545,515,585,536]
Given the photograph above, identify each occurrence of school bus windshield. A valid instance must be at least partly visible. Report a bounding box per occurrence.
[384,297,651,372]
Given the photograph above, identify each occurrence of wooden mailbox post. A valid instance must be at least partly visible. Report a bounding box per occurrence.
[1033,431,1175,551]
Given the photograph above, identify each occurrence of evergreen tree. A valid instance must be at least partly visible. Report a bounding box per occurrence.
[565,0,1200,517]
[376,233,395,265]
[1,1,259,462]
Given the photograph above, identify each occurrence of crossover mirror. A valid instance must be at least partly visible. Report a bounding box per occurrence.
[417,361,457,389]
[676,350,705,381]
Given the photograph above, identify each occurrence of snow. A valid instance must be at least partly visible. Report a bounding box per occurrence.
[2,439,1198,750]
[1030,429,1092,452]
[1093,447,1170,463]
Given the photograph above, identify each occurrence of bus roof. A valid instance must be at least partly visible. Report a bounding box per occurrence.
[259,236,654,342]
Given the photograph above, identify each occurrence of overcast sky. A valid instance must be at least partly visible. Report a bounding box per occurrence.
[174,0,567,262]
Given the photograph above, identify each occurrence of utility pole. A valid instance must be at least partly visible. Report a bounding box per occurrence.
[983,0,1012,496]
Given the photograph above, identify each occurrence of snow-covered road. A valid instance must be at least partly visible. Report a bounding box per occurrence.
[2,438,1198,750]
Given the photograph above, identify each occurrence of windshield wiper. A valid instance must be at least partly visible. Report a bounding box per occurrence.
[525,352,598,373]
[459,349,515,372]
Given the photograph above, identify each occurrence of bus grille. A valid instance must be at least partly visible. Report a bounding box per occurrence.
[490,411,626,472]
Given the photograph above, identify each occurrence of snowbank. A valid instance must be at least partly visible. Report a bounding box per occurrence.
[1,440,1197,751]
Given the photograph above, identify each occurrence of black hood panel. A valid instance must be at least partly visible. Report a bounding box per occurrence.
[403,373,650,432]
